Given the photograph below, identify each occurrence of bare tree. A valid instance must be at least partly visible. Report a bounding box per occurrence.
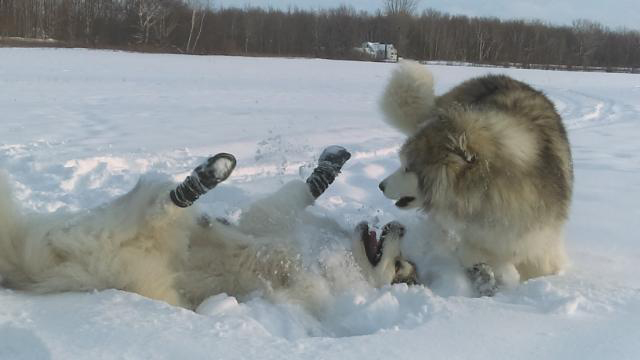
[1,1,639,70]
[383,0,420,16]
[135,0,163,44]
[186,0,208,53]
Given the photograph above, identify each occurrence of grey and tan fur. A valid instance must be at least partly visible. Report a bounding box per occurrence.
[0,164,415,312]
[379,61,573,287]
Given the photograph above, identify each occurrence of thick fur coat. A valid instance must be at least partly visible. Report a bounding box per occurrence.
[379,61,573,285]
[0,173,413,311]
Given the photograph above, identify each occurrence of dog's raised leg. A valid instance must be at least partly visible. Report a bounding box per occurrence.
[234,146,350,237]
[306,145,351,198]
[170,153,237,208]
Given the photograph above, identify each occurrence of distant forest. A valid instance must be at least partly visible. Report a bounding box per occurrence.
[1,0,639,71]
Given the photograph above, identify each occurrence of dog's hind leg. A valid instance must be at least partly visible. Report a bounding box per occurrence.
[237,146,351,236]
[170,153,237,208]
[237,180,316,236]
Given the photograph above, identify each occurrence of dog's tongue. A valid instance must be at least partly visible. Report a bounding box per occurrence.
[364,230,380,266]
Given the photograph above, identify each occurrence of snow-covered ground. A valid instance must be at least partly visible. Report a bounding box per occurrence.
[1,48,639,359]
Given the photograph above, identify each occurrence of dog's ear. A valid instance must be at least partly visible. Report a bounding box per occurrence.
[379,61,436,136]
[447,132,477,164]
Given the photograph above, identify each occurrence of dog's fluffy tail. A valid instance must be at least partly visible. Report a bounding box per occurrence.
[379,61,435,136]
[0,172,22,282]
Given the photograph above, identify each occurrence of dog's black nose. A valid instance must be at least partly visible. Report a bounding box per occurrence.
[378,182,386,192]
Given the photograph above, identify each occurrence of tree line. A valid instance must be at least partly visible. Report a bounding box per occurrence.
[1,0,639,71]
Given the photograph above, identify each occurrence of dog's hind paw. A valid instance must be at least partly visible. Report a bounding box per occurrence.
[193,153,236,189]
[171,153,237,208]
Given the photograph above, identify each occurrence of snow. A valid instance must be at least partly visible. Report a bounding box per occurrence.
[1,48,640,359]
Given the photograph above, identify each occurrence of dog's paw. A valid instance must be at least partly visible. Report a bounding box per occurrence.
[318,145,351,170]
[306,146,351,198]
[466,263,498,297]
[355,221,407,267]
[392,259,418,285]
[171,153,237,208]
[378,221,406,258]
[380,222,418,285]
[381,221,406,240]
[353,221,418,286]
[195,153,237,189]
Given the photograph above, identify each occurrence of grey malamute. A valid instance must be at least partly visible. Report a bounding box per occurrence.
[379,62,573,293]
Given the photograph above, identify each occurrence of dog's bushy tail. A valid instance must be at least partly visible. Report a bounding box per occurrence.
[0,172,22,281]
[379,60,435,136]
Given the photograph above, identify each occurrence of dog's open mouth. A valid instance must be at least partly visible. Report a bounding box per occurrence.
[395,196,416,208]
[358,223,382,266]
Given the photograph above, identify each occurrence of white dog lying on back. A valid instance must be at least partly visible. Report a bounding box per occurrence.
[0,146,416,311]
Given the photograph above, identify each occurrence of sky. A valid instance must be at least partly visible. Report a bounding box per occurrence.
[212,0,640,31]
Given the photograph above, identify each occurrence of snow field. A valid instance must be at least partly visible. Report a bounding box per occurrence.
[1,48,639,359]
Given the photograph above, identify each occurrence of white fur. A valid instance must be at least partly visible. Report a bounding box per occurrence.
[379,155,422,209]
[458,109,540,168]
[447,220,567,284]
[0,174,196,306]
[351,227,405,288]
[0,175,403,311]
[379,61,435,136]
